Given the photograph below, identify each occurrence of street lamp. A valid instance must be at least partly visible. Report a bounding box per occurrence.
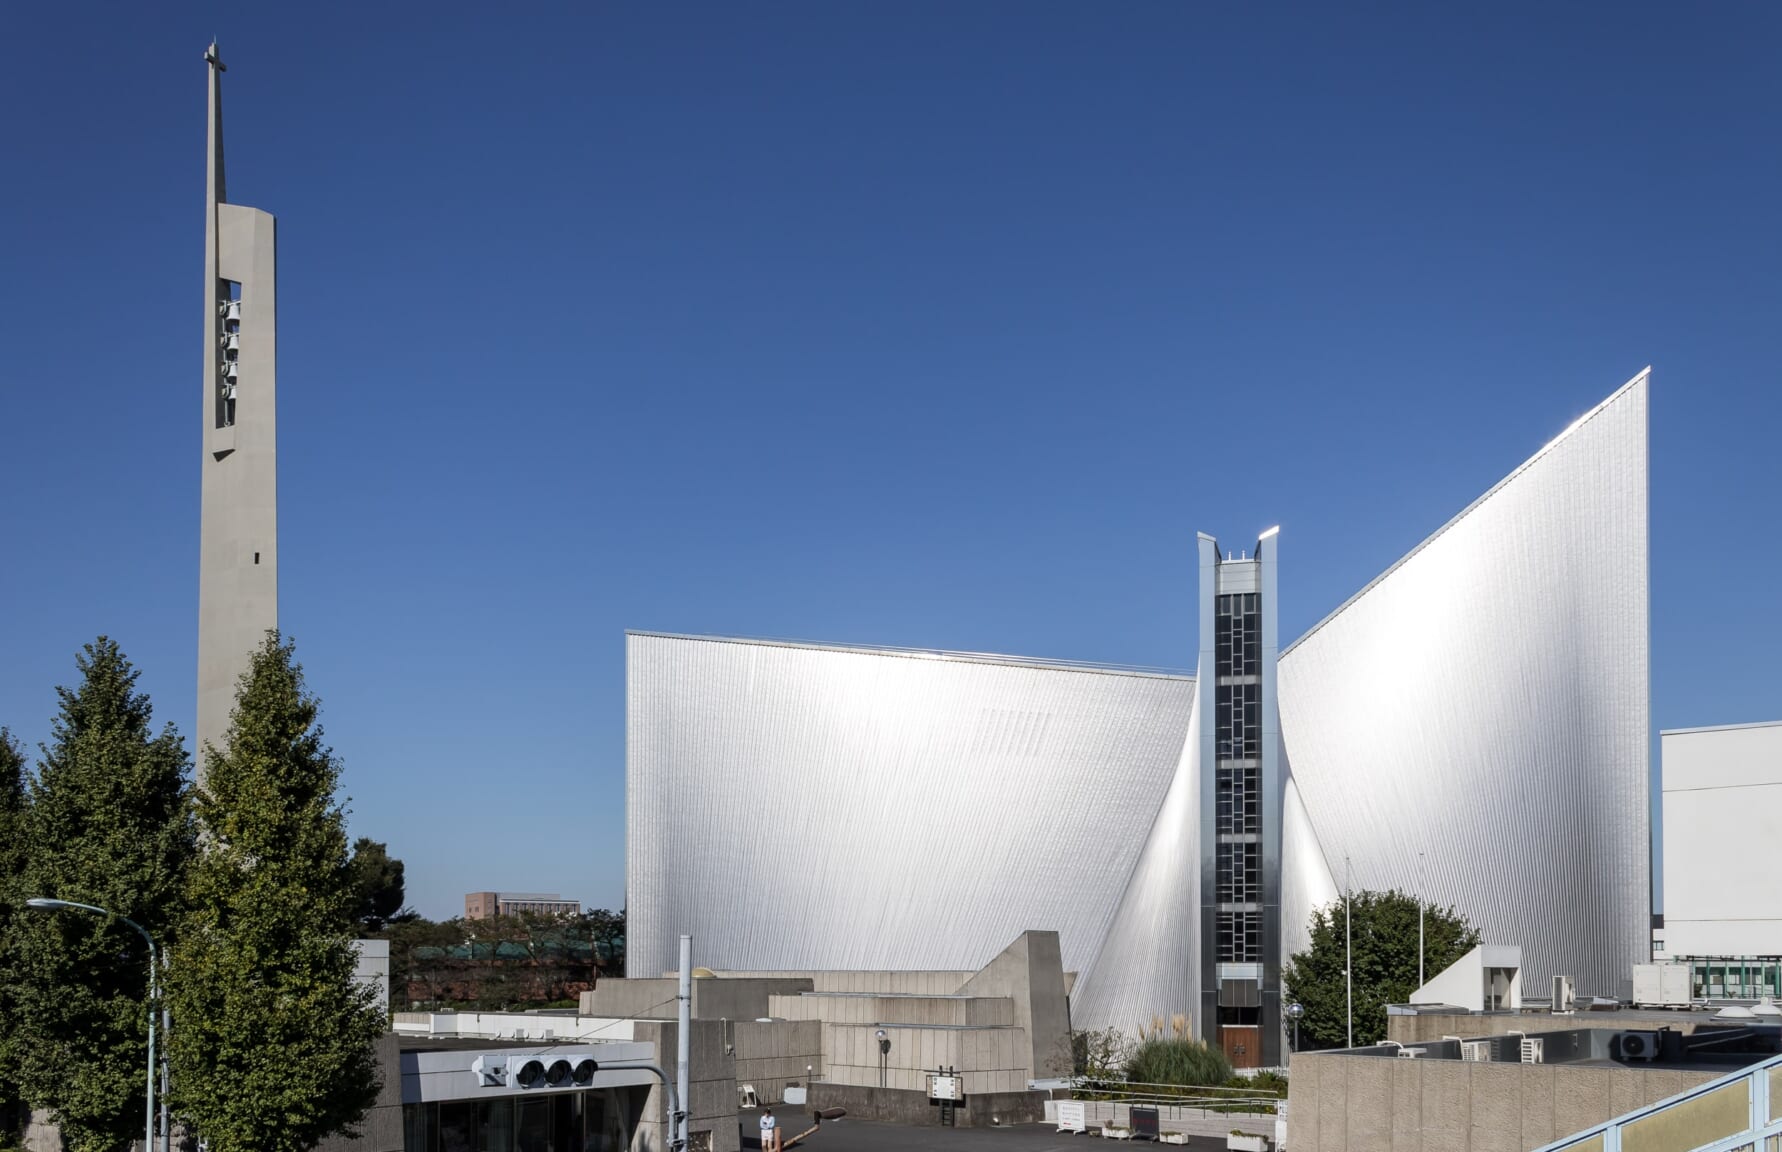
[1285,1001,1304,1054]
[27,898,161,1152]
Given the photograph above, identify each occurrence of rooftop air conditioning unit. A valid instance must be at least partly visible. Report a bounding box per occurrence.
[1552,975,1576,1013]
[1520,1038,1543,1064]
[1461,1041,1491,1063]
[1618,1031,1661,1062]
[1396,1047,1427,1059]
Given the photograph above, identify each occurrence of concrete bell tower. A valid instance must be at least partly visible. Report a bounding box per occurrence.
[196,42,278,775]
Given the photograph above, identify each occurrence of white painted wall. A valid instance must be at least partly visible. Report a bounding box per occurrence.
[1662,722,1782,957]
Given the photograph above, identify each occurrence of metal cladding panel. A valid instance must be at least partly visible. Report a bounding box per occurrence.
[1280,772,1340,968]
[1277,371,1650,997]
[1070,678,1201,1036]
[626,633,1195,980]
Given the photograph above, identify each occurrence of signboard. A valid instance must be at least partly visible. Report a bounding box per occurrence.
[1056,1101,1087,1133]
[928,1073,963,1101]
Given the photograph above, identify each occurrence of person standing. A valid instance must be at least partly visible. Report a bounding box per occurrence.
[758,1107,779,1151]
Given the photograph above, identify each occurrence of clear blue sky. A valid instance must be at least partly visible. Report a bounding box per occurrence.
[2,4,1777,920]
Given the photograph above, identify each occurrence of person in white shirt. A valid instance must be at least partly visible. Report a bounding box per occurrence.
[758,1108,779,1151]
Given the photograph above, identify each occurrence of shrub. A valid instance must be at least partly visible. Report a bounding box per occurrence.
[1124,1015,1233,1087]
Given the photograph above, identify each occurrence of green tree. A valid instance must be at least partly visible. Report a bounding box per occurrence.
[1282,888,1479,1049]
[579,907,626,974]
[1,728,28,1147]
[165,634,384,1152]
[346,838,406,932]
[5,640,194,1152]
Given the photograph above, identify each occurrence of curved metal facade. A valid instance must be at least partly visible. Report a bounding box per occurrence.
[626,633,1196,980]
[627,369,1651,1025]
[1277,371,1650,996]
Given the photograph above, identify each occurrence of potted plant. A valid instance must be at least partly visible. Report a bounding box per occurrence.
[1227,1130,1268,1152]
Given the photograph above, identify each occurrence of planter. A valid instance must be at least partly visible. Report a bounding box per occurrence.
[1100,1126,1133,1140]
[1226,1134,1268,1152]
[1160,1133,1189,1145]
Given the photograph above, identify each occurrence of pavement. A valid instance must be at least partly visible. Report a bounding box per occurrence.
[738,1117,1232,1151]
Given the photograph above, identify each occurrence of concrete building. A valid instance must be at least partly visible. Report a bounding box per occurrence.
[629,370,1653,1061]
[1287,1023,1782,1152]
[196,42,278,770]
[584,930,1073,1102]
[1661,721,1782,988]
[465,892,582,920]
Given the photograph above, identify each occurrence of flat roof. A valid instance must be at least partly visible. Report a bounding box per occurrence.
[1661,720,1782,736]
[626,630,1195,681]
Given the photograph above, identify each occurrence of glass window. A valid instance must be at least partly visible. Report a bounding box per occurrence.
[441,1103,477,1152]
[405,1104,439,1152]
[479,1100,513,1152]
[516,1099,551,1152]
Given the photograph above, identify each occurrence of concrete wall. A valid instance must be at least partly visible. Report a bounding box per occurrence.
[710,970,975,995]
[957,930,1073,1079]
[1662,721,1782,957]
[1287,1051,1717,1151]
[805,1083,1047,1127]
[631,1020,738,1152]
[580,977,814,1023]
[766,992,1014,1027]
[732,1020,822,1105]
[820,1022,1030,1095]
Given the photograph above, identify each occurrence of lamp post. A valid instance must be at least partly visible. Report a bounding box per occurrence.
[1418,851,1426,991]
[1285,1001,1304,1054]
[27,898,160,1152]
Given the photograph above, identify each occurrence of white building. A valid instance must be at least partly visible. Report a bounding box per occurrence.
[630,369,1654,1061]
[1661,720,1782,994]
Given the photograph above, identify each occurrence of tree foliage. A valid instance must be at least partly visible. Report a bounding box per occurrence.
[1281,888,1479,1049]
[0,728,28,1145]
[377,909,623,1011]
[4,640,194,1152]
[346,838,406,931]
[165,633,384,1152]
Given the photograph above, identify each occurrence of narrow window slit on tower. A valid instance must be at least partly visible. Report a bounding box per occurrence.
[253,552,260,564]
[216,280,242,429]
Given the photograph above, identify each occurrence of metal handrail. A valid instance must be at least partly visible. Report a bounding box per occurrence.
[1532,1047,1782,1152]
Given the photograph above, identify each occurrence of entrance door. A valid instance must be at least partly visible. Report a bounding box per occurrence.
[1221,1025,1261,1069]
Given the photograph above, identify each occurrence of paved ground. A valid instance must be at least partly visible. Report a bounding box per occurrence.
[737,1117,1230,1151]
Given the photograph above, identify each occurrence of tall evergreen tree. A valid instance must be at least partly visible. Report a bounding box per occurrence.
[166,634,384,1152]
[6,640,193,1152]
[1,727,28,1145]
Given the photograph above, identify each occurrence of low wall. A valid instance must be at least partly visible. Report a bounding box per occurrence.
[1287,1050,1718,1151]
[806,1082,1047,1127]
[1040,1100,1278,1142]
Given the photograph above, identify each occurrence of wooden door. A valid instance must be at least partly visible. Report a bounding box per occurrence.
[1220,1024,1261,1069]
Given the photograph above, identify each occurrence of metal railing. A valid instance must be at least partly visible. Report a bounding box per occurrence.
[1536,1049,1782,1152]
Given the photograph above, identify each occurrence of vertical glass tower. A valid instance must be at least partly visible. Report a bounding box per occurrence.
[1197,529,1282,1068]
